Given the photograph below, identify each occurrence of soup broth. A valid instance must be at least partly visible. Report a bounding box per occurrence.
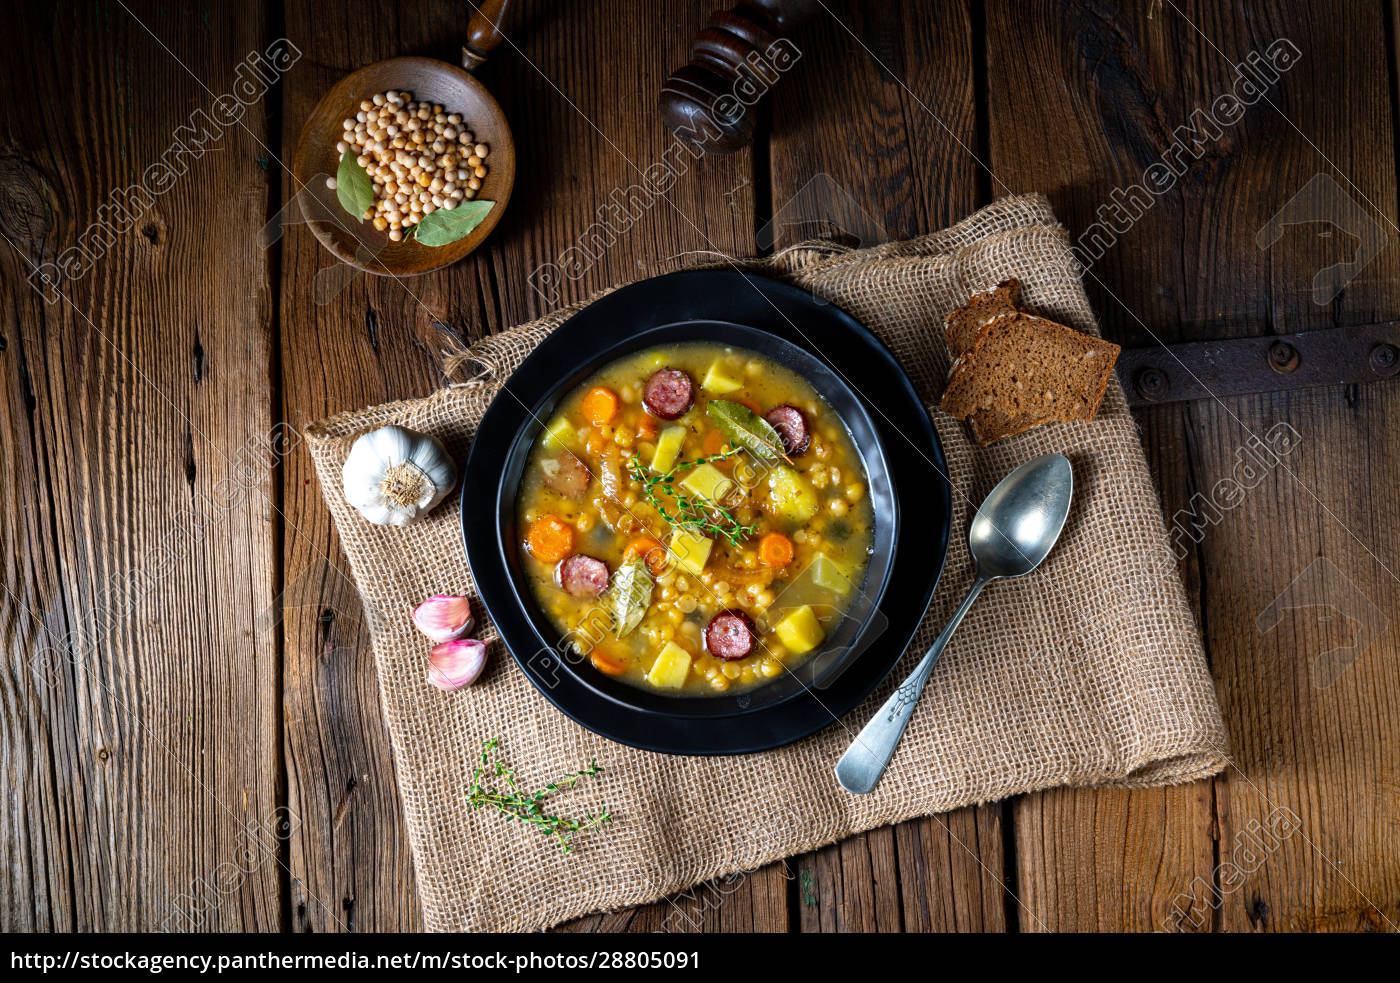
[514,342,875,696]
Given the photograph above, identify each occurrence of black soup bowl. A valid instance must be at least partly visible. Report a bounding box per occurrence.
[462,270,951,754]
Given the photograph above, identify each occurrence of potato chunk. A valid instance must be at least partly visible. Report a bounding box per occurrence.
[650,426,687,473]
[774,605,825,655]
[765,466,818,522]
[810,552,851,593]
[701,361,743,395]
[679,462,735,504]
[541,415,576,451]
[647,641,692,689]
[669,527,713,575]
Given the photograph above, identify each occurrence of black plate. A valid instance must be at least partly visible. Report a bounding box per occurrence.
[461,270,950,754]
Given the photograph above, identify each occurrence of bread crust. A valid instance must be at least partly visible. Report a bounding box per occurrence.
[943,278,1022,358]
[939,298,1120,446]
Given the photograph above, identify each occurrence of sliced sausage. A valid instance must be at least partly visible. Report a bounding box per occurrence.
[764,404,810,455]
[642,368,695,420]
[556,554,610,598]
[704,609,758,660]
[540,452,591,498]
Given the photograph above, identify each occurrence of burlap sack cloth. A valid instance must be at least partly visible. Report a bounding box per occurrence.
[305,194,1227,932]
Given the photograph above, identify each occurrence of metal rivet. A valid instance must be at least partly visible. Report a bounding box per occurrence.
[1134,367,1168,401]
[1369,343,1399,377]
[1268,341,1300,373]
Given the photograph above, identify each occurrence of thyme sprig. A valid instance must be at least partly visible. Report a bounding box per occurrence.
[466,737,612,854]
[627,447,759,548]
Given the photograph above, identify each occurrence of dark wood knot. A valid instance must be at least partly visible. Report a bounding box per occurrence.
[0,154,59,250]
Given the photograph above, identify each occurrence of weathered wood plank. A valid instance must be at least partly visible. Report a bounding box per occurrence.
[277,0,446,935]
[894,807,1010,932]
[0,0,281,930]
[517,0,777,930]
[796,827,902,932]
[273,0,762,931]
[982,0,1238,933]
[988,0,1400,931]
[558,861,791,934]
[1178,388,1400,933]
[765,0,1012,932]
[770,0,980,240]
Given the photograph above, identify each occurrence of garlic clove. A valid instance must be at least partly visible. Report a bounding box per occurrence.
[408,435,457,492]
[428,638,488,691]
[355,501,399,526]
[412,594,474,642]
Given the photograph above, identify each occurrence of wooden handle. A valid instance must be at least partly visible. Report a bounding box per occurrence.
[462,0,513,72]
[659,0,816,153]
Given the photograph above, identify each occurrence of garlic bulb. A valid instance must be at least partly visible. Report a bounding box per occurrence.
[343,425,456,526]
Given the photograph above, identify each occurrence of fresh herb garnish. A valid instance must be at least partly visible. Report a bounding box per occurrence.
[628,447,760,548]
[335,150,375,219]
[413,199,495,246]
[466,737,612,854]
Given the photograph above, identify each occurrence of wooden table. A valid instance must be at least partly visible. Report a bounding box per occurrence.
[3,0,1396,933]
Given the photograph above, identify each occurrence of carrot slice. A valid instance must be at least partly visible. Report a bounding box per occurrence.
[625,536,670,576]
[581,387,619,426]
[758,532,795,567]
[637,414,660,439]
[701,428,736,469]
[525,515,574,562]
[590,649,626,676]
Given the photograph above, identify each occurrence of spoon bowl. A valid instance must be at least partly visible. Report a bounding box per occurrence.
[968,453,1074,579]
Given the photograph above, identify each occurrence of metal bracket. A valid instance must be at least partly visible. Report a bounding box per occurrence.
[1119,321,1400,406]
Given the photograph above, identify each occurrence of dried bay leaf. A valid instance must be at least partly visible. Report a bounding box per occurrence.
[706,400,786,460]
[608,555,653,639]
[336,150,375,219]
[413,200,495,246]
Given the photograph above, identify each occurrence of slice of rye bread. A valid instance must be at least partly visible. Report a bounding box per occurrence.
[968,405,1055,446]
[943,280,1043,443]
[940,313,1121,444]
[944,278,1022,357]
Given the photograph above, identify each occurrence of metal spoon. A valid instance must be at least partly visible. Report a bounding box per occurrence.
[834,453,1075,794]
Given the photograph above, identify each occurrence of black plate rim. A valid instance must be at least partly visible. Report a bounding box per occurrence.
[461,269,951,755]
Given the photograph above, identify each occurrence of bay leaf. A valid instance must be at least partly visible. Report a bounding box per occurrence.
[412,200,495,247]
[335,150,375,219]
[706,400,786,460]
[608,555,653,639]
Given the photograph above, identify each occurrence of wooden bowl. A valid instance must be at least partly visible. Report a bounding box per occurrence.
[292,55,515,277]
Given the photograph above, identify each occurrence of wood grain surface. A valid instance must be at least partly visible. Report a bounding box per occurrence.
[1,0,1395,933]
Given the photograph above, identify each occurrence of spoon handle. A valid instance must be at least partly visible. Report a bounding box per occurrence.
[834,577,989,794]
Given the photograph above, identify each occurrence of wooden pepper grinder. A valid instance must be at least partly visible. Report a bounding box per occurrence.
[660,0,817,152]
[462,0,512,71]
